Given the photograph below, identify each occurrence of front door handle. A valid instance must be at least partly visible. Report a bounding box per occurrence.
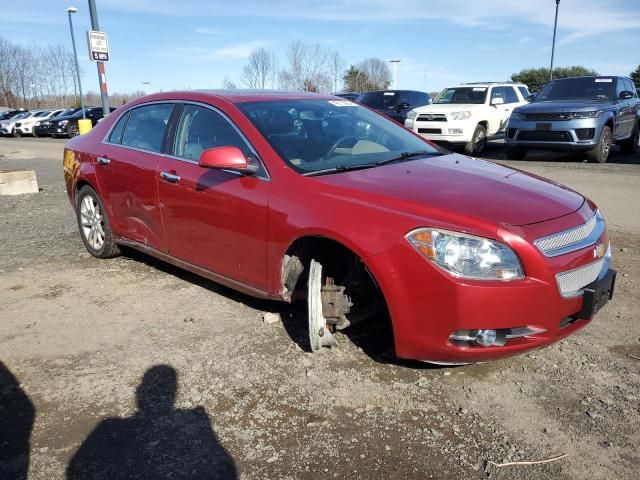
[97,157,110,165]
[160,171,180,183]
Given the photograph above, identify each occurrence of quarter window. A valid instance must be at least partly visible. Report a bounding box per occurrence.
[121,103,174,153]
[107,111,129,144]
[173,105,252,161]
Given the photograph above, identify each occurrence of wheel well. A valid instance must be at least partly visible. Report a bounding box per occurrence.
[605,118,615,131]
[281,236,380,302]
[478,121,488,130]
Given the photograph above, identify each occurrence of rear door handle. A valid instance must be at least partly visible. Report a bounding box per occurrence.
[97,157,110,165]
[160,171,180,183]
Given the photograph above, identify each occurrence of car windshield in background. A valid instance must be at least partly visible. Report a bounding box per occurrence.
[357,91,398,109]
[34,111,50,117]
[535,77,616,101]
[433,87,487,104]
[237,99,441,175]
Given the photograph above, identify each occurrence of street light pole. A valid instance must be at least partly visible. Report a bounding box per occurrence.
[389,59,401,89]
[66,7,85,118]
[88,0,110,117]
[142,82,150,95]
[549,0,560,81]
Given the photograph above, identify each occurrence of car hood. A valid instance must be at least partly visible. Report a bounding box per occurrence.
[515,100,612,113]
[314,154,584,227]
[413,104,486,114]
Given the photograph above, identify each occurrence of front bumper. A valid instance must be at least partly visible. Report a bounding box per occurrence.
[46,125,68,136]
[365,204,612,363]
[16,125,33,134]
[405,118,474,143]
[506,117,602,151]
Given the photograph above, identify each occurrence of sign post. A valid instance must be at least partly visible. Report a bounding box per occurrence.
[87,0,110,118]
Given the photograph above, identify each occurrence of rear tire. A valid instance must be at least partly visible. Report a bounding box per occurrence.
[76,186,120,259]
[586,126,612,163]
[11,129,20,138]
[465,124,487,156]
[505,146,527,160]
[620,121,639,155]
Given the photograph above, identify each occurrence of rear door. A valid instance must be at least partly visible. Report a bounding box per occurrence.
[97,102,175,250]
[157,103,270,290]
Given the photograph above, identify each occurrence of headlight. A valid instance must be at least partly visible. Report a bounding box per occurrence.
[34,121,40,126]
[59,120,69,126]
[510,112,525,120]
[406,228,524,280]
[450,111,472,121]
[406,110,418,121]
[571,110,602,119]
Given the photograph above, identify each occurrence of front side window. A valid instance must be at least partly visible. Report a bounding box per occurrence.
[237,99,441,175]
[173,104,253,161]
[518,86,530,99]
[433,87,487,105]
[121,103,174,153]
[503,87,519,104]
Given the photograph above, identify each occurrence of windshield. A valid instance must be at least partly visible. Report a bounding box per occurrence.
[34,111,49,117]
[237,99,440,175]
[13,112,30,120]
[535,77,615,101]
[357,91,398,109]
[433,87,487,104]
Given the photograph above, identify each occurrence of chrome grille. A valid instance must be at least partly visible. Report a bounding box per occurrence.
[417,114,447,122]
[556,258,603,298]
[534,211,603,257]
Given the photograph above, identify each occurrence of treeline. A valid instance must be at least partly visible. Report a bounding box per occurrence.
[0,35,145,109]
[228,40,393,93]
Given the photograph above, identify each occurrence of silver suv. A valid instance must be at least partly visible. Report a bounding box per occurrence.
[506,76,640,163]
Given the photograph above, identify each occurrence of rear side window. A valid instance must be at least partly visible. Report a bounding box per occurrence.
[121,103,174,153]
[107,112,129,144]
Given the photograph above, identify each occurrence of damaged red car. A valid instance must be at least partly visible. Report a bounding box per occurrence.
[63,91,615,364]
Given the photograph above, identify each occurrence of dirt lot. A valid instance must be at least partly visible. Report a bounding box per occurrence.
[1,137,639,480]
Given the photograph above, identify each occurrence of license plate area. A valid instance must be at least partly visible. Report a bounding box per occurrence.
[577,269,616,319]
[536,122,552,131]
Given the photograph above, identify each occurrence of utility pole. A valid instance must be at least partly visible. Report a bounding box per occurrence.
[389,59,401,89]
[66,7,85,117]
[549,0,560,81]
[88,0,110,116]
[142,82,150,95]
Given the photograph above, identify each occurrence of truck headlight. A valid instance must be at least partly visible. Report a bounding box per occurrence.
[406,110,418,121]
[450,111,472,121]
[406,228,524,280]
[510,112,525,120]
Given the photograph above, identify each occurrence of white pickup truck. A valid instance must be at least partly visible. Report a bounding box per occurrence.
[405,82,530,155]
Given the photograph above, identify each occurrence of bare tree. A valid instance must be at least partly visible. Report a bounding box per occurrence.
[328,49,345,93]
[241,47,276,89]
[222,76,238,89]
[357,58,392,91]
[279,40,332,92]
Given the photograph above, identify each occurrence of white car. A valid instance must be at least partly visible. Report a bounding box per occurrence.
[0,111,33,137]
[15,109,65,136]
[405,82,530,155]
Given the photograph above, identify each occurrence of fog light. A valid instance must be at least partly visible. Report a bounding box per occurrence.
[475,329,497,347]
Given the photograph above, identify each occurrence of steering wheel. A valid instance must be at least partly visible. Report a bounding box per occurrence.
[323,135,359,160]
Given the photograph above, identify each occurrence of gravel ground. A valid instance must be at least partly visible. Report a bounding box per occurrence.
[1,137,639,480]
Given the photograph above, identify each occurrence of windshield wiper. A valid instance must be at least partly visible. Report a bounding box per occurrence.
[376,150,443,166]
[302,163,380,177]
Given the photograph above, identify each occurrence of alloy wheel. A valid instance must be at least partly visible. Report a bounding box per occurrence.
[474,129,486,154]
[80,194,105,251]
[601,129,612,160]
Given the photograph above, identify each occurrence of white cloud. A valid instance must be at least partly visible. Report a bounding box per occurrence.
[212,41,269,59]
[195,27,226,35]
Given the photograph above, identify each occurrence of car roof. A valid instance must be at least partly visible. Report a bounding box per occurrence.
[135,90,338,105]
[451,83,527,88]
[359,89,426,94]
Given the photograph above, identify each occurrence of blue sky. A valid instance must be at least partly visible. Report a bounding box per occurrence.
[3,0,640,94]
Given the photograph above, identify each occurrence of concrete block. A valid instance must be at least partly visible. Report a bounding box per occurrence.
[0,169,39,196]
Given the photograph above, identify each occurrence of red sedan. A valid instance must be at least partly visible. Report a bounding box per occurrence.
[63,91,615,364]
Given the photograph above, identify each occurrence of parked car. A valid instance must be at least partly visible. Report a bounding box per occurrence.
[63,91,615,364]
[0,111,35,137]
[15,109,65,136]
[33,108,80,137]
[47,106,115,138]
[357,90,431,124]
[334,92,361,101]
[405,82,530,155]
[0,109,25,121]
[506,76,640,162]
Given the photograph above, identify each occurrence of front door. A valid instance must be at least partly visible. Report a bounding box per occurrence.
[157,103,270,290]
[97,103,176,250]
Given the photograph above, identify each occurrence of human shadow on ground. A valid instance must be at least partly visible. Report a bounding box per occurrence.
[67,365,237,480]
[0,361,35,480]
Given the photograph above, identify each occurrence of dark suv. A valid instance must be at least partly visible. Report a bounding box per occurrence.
[47,107,115,138]
[506,76,640,162]
[357,90,431,124]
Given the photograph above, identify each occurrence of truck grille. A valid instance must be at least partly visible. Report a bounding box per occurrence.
[556,258,604,298]
[418,128,442,134]
[417,114,447,122]
[523,112,572,121]
[517,131,572,142]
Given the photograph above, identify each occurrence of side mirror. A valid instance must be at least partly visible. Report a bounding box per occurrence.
[619,90,634,100]
[526,94,536,102]
[491,97,505,106]
[199,146,257,174]
[396,102,410,111]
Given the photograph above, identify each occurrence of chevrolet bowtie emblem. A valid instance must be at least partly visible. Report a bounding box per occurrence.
[594,243,605,259]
